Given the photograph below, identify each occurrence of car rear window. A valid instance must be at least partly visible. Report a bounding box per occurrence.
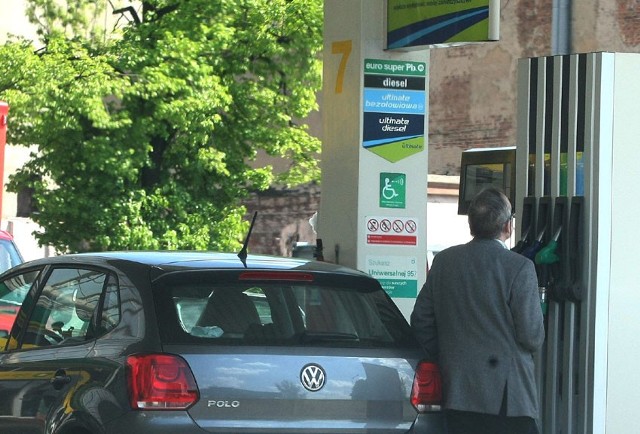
[155,276,417,348]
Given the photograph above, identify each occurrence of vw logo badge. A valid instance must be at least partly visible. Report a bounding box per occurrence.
[300,363,326,392]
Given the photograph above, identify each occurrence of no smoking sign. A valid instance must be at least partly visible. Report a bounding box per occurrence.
[365,216,418,246]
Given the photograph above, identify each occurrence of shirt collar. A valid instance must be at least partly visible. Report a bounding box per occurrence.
[495,238,508,249]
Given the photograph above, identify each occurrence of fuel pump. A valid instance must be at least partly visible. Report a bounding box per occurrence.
[513,51,640,434]
[553,197,584,302]
[516,197,561,315]
[513,197,537,254]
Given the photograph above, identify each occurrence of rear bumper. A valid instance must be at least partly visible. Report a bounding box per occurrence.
[102,410,446,434]
[102,411,208,434]
[408,412,446,434]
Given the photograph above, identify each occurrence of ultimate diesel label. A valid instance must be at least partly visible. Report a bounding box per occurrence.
[362,59,427,163]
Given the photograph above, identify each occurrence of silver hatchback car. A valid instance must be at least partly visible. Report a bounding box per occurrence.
[0,251,444,433]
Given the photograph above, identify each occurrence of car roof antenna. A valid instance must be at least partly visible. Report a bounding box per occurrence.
[237,211,258,268]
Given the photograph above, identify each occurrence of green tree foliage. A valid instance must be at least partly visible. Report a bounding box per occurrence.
[24,0,108,42]
[0,0,323,253]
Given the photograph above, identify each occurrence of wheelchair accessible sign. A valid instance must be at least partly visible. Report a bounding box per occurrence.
[380,172,406,208]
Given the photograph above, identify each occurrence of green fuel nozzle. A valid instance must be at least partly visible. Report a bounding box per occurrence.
[535,226,562,265]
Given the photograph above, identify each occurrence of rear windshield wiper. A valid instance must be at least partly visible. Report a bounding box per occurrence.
[298,331,360,344]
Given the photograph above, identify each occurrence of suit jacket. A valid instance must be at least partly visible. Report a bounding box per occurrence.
[411,238,545,418]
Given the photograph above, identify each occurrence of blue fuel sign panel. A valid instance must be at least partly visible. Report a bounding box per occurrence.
[363,59,427,163]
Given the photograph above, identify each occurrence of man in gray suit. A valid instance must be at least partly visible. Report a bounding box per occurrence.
[411,187,545,434]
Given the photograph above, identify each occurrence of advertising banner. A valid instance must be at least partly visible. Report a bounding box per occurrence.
[387,0,500,49]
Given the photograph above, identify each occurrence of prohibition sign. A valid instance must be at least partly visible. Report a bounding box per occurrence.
[365,215,418,246]
[405,219,417,233]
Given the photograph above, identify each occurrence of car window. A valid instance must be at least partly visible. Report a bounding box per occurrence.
[163,281,416,348]
[19,268,120,349]
[0,239,23,274]
[175,287,274,339]
[100,275,120,333]
[293,285,392,340]
[0,270,40,348]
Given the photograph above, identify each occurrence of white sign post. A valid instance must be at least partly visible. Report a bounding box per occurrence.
[320,1,429,318]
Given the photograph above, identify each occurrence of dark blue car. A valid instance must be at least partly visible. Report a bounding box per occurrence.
[0,251,443,433]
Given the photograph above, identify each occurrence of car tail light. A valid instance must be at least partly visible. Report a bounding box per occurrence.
[239,271,314,282]
[126,353,199,410]
[410,361,442,412]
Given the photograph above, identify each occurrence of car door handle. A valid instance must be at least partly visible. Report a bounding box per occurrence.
[51,369,72,390]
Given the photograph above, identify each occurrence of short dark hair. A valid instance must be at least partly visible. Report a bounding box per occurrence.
[468,188,512,239]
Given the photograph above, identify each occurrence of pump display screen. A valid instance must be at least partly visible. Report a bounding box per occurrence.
[457,147,515,215]
[462,163,511,202]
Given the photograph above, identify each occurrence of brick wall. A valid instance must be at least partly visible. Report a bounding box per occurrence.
[427,0,554,176]
[427,0,640,176]
[243,183,322,256]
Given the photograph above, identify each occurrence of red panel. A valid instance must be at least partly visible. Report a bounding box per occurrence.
[0,101,7,219]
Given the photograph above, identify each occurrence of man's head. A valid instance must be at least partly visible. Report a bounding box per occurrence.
[468,188,512,240]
